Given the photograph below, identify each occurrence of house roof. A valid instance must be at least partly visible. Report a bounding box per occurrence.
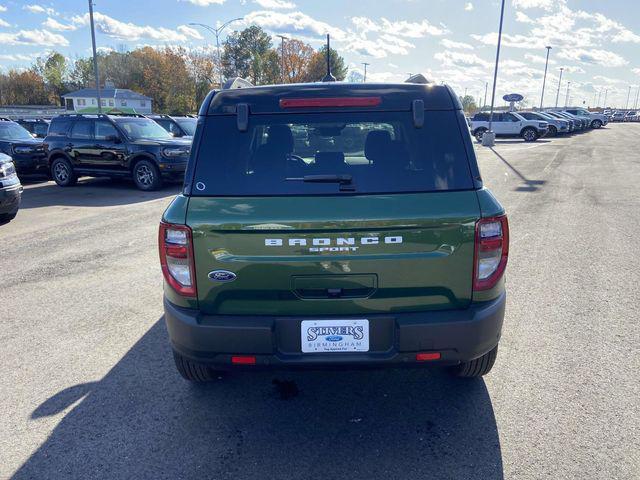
[62,88,152,101]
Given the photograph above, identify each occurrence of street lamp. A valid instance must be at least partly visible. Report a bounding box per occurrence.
[554,67,563,108]
[625,85,631,110]
[88,0,101,113]
[539,46,552,109]
[189,17,243,88]
[564,81,571,107]
[276,35,287,84]
[483,0,506,147]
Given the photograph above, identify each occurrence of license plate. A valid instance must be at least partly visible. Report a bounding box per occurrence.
[300,319,369,353]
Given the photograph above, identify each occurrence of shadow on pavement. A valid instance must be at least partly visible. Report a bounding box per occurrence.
[20,177,181,209]
[13,319,503,480]
[490,147,546,192]
[493,139,552,145]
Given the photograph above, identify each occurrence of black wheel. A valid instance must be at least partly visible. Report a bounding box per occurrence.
[132,159,163,191]
[50,157,77,187]
[547,125,557,137]
[474,128,487,143]
[449,345,498,378]
[173,350,217,382]
[0,212,17,223]
[591,119,603,129]
[521,127,539,142]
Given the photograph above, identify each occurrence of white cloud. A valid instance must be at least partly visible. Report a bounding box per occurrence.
[0,53,37,61]
[0,29,68,46]
[558,48,627,67]
[471,32,545,49]
[0,5,7,13]
[181,0,225,5]
[435,50,491,69]
[177,25,203,39]
[72,12,196,43]
[23,4,57,16]
[254,0,295,8]
[515,11,533,23]
[244,10,346,40]
[43,17,77,31]
[524,53,555,64]
[351,16,448,37]
[512,0,556,11]
[633,68,640,76]
[0,17,9,27]
[440,38,473,50]
[464,3,474,11]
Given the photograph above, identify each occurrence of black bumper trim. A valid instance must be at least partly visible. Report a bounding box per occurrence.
[164,292,505,369]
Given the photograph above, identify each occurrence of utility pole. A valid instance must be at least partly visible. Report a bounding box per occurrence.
[564,81,571,107]
[483,0,506,147]
[88,0,101,113]
[625,85,631,110]
[483,81,488,109]
[539,45,552,109]
[276,35,287,84]
[554,67,563,108]
[362,62,370,82]
[189,18,243,88]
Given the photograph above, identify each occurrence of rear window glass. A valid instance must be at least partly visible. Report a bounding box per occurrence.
[192,111,473,196]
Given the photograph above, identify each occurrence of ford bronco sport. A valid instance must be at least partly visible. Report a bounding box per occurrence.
[160,81,509,381]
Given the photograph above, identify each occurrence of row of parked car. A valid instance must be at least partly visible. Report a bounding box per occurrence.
[0,113,198,223]
[605,110,639,122]
[468,108,609,143]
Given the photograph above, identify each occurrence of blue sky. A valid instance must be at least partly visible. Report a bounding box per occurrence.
[1,0,639,108]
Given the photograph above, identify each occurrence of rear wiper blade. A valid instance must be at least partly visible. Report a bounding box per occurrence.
[285,174,353,184]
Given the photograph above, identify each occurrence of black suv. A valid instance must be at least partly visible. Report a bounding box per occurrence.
[44,114,192,191]
[0,118,47,175]
[16,118,50,138]
[147,115,197,139]
[0,152,22,223]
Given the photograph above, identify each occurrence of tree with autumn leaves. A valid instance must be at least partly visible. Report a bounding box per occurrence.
[0,26,347,113]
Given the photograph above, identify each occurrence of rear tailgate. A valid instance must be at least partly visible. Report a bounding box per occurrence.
[188,192,479,316]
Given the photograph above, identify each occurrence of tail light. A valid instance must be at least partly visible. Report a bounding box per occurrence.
[159,222,197,297]
[473,215,509,291]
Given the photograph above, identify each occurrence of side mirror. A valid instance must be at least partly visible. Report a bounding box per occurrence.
[106,134,122,144]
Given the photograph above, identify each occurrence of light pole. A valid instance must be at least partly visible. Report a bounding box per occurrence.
[564,81,571,107]
[276,35,287,84]
[634,86,640,110]
[189,18,243,88]
[483,81,488,109]
[362,62,370,82]
[483,0,506,147]
[539,45,552,109]
[603,88,608,109]
[88,0,101,113]
[554,67,563,107]
[625,85,631,110]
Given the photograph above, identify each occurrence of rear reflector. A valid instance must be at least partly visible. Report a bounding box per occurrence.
[416,352,441,361]
[231,355,256,365]
[279,97,382,108]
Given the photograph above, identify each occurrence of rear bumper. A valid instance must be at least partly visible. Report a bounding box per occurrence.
[164,292,506,370]
[158,160,187,179]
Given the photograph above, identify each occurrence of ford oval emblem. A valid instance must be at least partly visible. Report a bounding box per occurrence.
[208,270,237,282]
[326,335,343,342]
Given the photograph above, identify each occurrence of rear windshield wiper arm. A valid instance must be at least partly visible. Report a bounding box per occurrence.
[286,174,353,184]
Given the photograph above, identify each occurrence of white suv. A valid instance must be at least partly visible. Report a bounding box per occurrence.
[564,108,608,129]
[470,112,549,142]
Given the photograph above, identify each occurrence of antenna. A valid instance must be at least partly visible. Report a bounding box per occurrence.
[322,34,336,82]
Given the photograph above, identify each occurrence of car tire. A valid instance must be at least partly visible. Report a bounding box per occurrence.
[0,212,17,223]
[548,125,557,137]
[449,345,498,378]
[521,127,539,142]
[173,350,217,382]
[591,119,603,129]
[474,128,487,143]
[50,157,78,187]
[132,159,163,191]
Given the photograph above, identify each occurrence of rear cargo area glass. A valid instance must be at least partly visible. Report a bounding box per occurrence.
[192,111,473,196]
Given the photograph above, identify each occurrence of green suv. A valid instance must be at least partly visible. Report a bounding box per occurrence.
[160,81,508,381]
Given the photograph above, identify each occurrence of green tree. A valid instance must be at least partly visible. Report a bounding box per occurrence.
[459,95,478,114]
[301,45,347,82]
[221,26,273,84]
[33,52,68,103]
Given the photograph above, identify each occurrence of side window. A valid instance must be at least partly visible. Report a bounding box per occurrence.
[95,121,118,140]
[70,120,93,139]
[156,119,172,132]
[506,113,519,122]
[48,119,72,136]
[169,122,182,136]
[493,113,503,122]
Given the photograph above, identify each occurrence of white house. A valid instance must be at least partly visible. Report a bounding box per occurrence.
[62,88,153,113]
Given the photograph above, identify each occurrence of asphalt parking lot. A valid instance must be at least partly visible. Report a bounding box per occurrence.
[1,124,639,479]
